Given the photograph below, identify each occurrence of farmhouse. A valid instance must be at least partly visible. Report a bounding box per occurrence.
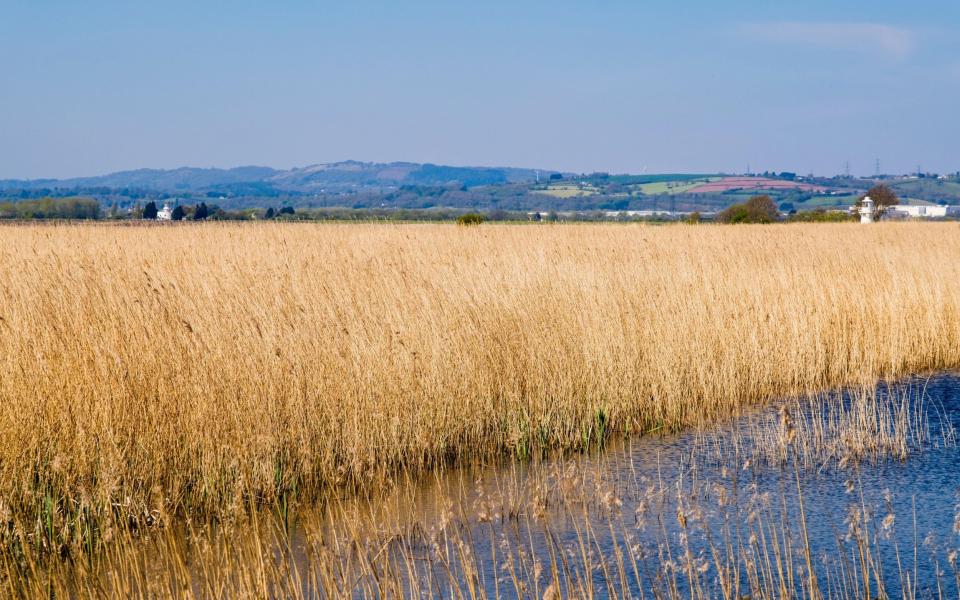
[156,202,173,221]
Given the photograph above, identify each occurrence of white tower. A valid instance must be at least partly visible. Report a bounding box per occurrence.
[859,196,875,224]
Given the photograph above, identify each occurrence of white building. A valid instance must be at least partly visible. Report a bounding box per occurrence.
[889,205,949,218]
[156,202,173,221]
[854,199,959,221]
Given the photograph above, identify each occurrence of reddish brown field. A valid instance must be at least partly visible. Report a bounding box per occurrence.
[689,176,827,194]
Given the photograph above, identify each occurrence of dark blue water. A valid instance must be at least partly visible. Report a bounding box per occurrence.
[288,373,960,599]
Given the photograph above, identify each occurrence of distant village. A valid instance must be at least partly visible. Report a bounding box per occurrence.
[133,200,960,223]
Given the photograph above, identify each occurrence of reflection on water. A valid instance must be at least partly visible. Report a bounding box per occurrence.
[232,373,955,599]
[34,374,960,598]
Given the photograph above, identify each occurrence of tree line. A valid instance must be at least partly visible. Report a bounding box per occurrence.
[136,202,295,220]
[0,197,100,220]
[0,185,910,224]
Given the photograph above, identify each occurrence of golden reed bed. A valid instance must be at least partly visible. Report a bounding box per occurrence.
[0,222,958,548]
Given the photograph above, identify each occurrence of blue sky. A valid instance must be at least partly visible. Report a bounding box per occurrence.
[2,0,959,178]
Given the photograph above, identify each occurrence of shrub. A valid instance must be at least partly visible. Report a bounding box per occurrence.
[788,209,855,223]
[717,195,779,224]
[456,213,486,226]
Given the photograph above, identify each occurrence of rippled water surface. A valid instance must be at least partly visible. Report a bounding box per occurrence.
[82,374,960,599]
[277,373,960,598]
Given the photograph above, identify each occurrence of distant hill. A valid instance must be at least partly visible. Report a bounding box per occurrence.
[4,164,958,214]
[0,161,556,194]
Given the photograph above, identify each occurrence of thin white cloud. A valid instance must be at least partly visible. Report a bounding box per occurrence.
[740,22,915,60]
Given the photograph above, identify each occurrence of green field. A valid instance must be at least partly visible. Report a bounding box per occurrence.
[539,183,602,198]
[889,178,960,197]
[795,195,854,208]
[530,174,960,212]
[636,177,720,195]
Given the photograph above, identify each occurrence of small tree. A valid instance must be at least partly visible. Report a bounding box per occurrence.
[142,201,158,220]
[265,207,275,219]
[193,202,209,220]
[717,204,750,224]
[685,211,702,224]
[456,213,486,226]
[278,206,295,215]
[744,195,780,222]
[717,195,779,224]
[854,184,899,220]
[171,205,185,221]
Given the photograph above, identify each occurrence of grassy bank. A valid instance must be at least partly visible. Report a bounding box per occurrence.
[1,222,959,556]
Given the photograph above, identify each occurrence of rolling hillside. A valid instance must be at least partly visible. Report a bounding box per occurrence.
[0,161,557,195]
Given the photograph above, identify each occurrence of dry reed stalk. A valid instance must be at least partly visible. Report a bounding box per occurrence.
[0,221,958,555]
[702,381,958,469]
[4,379,956,599]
